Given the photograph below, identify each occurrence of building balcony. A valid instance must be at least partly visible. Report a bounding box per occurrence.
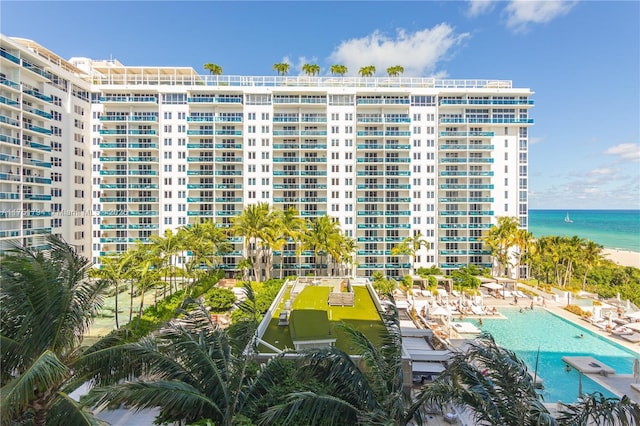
[128,170,157,176]
[128,143,158,149]
[23,194,51,201]
[300,143,326,149]
[99,170,127,176]
[0,115,20,127]
[129,224,159,229]
[187,211,215,216]
[356,131,384,137]
[0,78,20,93]
[187,97,242,104]
[0,191,20,199]
[439,224,468,229]
[100,96,157,103]
[99,143,127,149]
[128,183,158,189]
[0,95,19,107]
[128,130,157,135]
[100,156,127,162]
[0,134,21,145]
[184,143,212,150]
[439,131,494,137]
[23,106,52,120]
[440,144,494,150]
[23,124,53,136]
[129,156,158,162]
[0,229,20,238]
[22,89,52,103]
[215,143,242,149]
[23,176,51,184]
[100,224,127,230]
[439,99,534,106]
[300,210,326,216]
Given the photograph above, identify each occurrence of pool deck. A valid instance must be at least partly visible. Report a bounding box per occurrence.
[506,284,640,404]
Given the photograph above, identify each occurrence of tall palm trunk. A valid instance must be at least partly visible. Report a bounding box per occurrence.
[129,280,135,322]
[114,279,120,329]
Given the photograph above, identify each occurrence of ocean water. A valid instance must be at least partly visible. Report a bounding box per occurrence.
[528,210,640,253]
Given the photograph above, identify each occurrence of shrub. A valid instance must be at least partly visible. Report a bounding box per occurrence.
[205,287,236,313]
[565,304,592,318]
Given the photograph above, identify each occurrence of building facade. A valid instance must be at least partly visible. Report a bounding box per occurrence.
[0,36,91,254]
[1,36,533,278]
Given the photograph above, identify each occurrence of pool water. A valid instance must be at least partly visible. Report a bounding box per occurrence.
[479,308,637,403]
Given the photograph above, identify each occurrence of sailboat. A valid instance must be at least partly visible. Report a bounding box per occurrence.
[564,212,573,223]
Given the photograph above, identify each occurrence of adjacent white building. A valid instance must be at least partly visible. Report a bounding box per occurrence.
[0,35,533,278]
[0,36,91,254]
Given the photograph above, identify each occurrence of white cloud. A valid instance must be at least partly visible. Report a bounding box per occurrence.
[605,143,640,161]
[328,25,469,77]
[504,1,577,32]
[467,0,496,17]
[529,136,544,145]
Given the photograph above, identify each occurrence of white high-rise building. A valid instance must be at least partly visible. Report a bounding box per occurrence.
[0,36,91,254]
[1,35,533,278]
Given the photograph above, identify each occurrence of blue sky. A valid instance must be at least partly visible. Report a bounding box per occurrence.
[2,1,639,210]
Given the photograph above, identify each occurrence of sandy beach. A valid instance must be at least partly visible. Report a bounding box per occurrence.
[602,248,640,269]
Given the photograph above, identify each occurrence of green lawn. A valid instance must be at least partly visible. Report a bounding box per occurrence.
[258,285,386,354]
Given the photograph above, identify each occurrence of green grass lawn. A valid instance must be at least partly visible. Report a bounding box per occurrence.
[258,285,386,354]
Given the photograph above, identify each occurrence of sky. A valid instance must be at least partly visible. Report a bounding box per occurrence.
[1,0,639,210]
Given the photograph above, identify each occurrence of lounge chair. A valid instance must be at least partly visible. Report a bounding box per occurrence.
[621,333,640,343]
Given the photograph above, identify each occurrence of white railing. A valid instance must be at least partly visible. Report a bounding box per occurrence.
[91,73,513,90]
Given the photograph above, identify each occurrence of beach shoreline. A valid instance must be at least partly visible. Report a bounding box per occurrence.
[602,248,640,269]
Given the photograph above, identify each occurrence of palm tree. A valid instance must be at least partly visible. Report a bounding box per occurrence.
[232,202,273,281]
[513,228,534,279]
[149,228,181,296]
[358,65,376,77]
[90,253,128,328]
[126,242,162,323]
[386,65,404,77]
[302,63,320,76]
[0,235,110,425]
[203,63,223,75]
[391,240,412,277]
[329,64,348,76]
[261,301,425,425]
[275,207,305,279]
[301,215,343,276]
[581,240,603,290]
[483,216,520,277]
[83,301,289,426]
[273,62,290,76]
[178,220,231,285]
[416,333,556,425]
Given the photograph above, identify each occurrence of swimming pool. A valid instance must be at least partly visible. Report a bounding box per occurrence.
[479,308,637,403]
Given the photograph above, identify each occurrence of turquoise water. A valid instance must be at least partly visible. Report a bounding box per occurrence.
[480,308,637,403]
[529,210,640,252]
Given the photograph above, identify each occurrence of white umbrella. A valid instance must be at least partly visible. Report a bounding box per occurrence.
[634,358,640,384]
[481,283,503,290]
[429,306,451,317]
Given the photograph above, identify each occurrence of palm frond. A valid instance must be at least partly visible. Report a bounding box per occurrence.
[295,346,377,410]
[260,391,359,426]
[48,392,109,426]
[84,380,222,425]
[557,392,640,426]
[0,350,68,422]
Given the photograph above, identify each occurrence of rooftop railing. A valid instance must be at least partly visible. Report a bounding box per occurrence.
[91,73,515,90]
